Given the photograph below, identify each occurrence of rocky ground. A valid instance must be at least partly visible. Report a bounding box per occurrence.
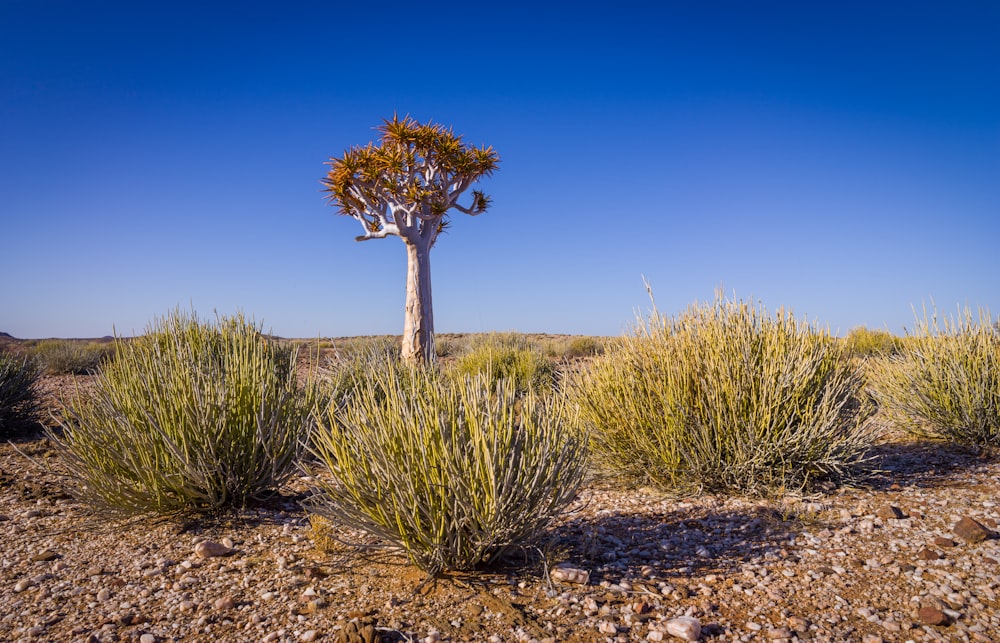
[1,374,998,643]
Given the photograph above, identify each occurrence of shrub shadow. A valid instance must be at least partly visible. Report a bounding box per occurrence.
[548,503,802,584]
[862,439,997,491]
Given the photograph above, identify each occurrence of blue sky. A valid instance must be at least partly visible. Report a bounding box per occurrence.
[2,1,997,339]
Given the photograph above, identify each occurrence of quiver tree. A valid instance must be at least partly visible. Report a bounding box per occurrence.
[322,115,500,363]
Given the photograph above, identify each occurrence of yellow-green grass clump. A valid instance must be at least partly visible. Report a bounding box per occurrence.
[50,310,315,515]
[843,326,903,358]
[306,358,587,574]
[447,332,554,396]
[571,292,876,495]
[867,305,999,447]
[30,339,115,374]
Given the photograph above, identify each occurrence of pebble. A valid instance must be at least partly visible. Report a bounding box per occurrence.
[665,616,701,641]
[918,606,951,626]
[214,595,236,610]
[139,634,156,643]
[953,516,991,543]
[30,549,59,562]
[194,540,235,558]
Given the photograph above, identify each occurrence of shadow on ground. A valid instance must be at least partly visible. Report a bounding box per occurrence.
[862,439,997,491]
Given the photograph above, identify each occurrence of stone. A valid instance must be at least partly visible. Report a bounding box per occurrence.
[953,516,991,543]
[214,596,236,610]
[665,616,701,640]
[550,565,590,584]
[787,616,810,633]
[14,578,34,592]
[139,635,156,643]
[300,632,318,642]
[194,540,236,558]
[876,505,906,520]
[917,606,951,626]
[647,631,665,642]
[597,620,618,634]
[917,548,942,560]
[30,549,59,562]
[766,627,793,639]
[96,588,111,601]
[933,537,958,548]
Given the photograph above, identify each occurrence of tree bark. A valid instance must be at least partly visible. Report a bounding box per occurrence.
[401,238,435,364]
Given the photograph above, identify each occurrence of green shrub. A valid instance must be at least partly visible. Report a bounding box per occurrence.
[448,333,554,396]
[0,353,41,436]
[49,310,315,515]
[867,305,999,446]
[306,360,587,573]
[539,335,605,359]
[843,326,902,358]
[570,292,875,495]
[30,339,114,375]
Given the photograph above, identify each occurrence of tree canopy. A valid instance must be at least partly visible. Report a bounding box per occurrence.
[322,115,499,245]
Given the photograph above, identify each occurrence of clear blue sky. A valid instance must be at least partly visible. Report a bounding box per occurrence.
[2,1,997,339]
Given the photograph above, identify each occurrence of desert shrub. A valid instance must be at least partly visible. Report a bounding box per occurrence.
[31,339,114,374]
[539,335,605,359]
[434,334,470,359]
[570,292,876,495]
[844,326,902,358]
[448,333,554,396]
[49,310,315,515]
[306,360,587,573]
[867,306,999,446]
[0,353,41,436]
[333,335,401,360]
[321,337,403,406]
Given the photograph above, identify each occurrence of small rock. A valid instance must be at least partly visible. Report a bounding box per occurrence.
[300,631,318,642]
[221,536,235,548]
[597,620,618,635]
[787,616,810,633]
[876,505,905,520]
[140,635,156,643]
[933,537,958,548]
[194,540,235,558]
[30,549,59,562]
[665,616,701,640]
[214,596,236,610]
[918,606,951,626]
[647,631,665,642]
[550,565,590,584]
[861,635,883,643]
[917,548,942,561]
[14,578,34,592]
[953,516,991,543]
[97,588,111,601]
[766,627,793,639]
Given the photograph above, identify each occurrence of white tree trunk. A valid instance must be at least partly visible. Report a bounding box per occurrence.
[401,237,435,363]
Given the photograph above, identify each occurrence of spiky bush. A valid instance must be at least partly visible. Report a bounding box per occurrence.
[570,293,875,495]
[306,359,587,573]
[49,310,314,515]
[448,333,554,396]
[843,326,902,358]
[867,306,999,446]
[30,339,114,374]
[0,353,41,436]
